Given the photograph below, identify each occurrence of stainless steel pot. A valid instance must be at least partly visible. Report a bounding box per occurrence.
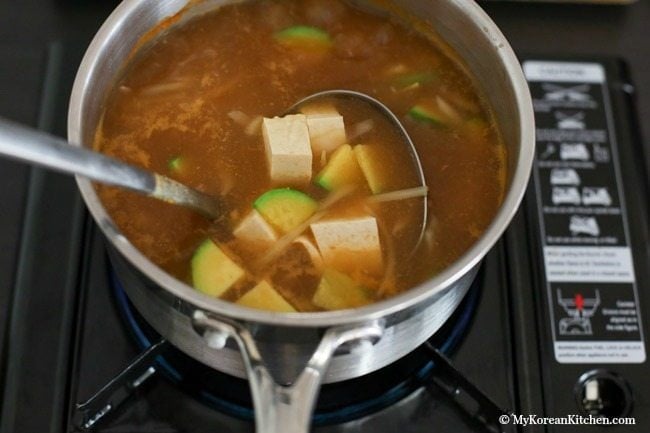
[68,1,535,432]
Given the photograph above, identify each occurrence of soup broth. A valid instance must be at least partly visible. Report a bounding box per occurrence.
[95,0,507,312]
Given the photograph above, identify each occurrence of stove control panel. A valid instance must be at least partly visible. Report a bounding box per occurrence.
[525,60,645,365]
[523,59,650,431]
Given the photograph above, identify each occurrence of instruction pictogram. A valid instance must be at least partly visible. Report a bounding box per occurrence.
[557,289,601,336]
[542,84,593,103]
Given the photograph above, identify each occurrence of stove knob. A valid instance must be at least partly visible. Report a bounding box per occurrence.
[575,370,633,418]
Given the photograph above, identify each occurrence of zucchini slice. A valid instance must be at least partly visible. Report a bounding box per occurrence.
[315,144,365,191]
[254,188,318,233]
[312,269,373,310]
[394,72,437,89]
[168,156,184,173]
[237,280,296,312]
[464,117,490,141]
[408,104,446,127]
[274,26,332,49]
[191,240,245,297]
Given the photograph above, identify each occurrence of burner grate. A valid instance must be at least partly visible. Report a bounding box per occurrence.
[108,267,481,426]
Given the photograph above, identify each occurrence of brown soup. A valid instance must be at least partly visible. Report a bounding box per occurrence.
[95,0,507,312]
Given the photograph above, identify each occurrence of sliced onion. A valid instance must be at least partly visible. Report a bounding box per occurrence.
[320,150,328,168]
[293,236,324,272]
[227,110,251,127]
[391,217,409,236]
[349,119,374,141]
[245,116,263,136]
[436,96,463,124]
[439,87,481,115]
[304,0,345,26]
[385,63,408,76]
[374,24,395,46]
[139,81,188,97]
[423,215,439,251]
[377,218,397,297]
[218,171,235,195]
[368,186,429,203]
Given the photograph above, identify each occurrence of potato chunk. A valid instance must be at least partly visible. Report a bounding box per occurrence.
[237,280,296,312]
[315,144,365,191]
[354,144,390,194]
[313,269,373,310]
[310,216,383,275]
[263,115,313,185]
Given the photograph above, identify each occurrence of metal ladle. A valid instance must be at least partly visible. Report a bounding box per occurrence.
[288,90,428,253]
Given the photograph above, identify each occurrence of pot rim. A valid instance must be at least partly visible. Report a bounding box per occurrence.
[68,0,535,328]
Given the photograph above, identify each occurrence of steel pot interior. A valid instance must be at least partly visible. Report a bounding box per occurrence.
[68,0,535,327]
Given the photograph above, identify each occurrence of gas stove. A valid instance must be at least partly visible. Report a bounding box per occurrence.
[0,41,648,433]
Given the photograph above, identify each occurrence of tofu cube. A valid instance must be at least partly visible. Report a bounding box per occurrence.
[233,210,278,254]
[305,113,347,155]
[263,115,312,185]
[310,216,383,275]
[237,280,296,312]
[300,103,340,117]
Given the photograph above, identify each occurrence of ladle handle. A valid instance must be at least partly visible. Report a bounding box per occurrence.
[0,117,222,218]
[0,117,156,193]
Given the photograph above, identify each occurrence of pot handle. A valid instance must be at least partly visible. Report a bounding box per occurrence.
[192,311,384,433]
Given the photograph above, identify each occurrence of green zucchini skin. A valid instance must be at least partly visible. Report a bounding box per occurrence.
[191,239,245,297]
[274,26,332,48]
[408,105,445,127]
[253,188,318,233]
